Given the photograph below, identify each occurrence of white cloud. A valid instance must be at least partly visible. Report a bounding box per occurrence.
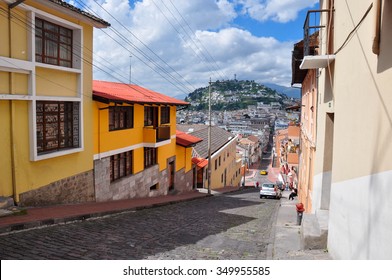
[76,0,315,96]
[236,0,318,23]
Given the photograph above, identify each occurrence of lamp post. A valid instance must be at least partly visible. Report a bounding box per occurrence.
[207,78,212,195]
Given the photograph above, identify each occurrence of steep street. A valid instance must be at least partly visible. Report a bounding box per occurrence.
[0,187,278,260]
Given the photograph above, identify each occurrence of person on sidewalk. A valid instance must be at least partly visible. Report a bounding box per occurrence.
[289,188,297,200]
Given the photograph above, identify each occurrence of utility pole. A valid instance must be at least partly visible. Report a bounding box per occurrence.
[207,78,212,195]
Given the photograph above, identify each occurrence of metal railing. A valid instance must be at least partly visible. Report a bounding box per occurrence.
[303,9,330,56]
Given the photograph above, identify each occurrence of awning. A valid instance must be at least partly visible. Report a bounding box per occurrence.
[300,55,336,69]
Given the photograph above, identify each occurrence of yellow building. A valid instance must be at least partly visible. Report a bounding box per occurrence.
[0,0,109,206]
[177,124,242,190]
[92,80,199,201]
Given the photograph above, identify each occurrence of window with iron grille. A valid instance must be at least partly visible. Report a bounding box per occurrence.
[110,151,133,182]
[160,106,170,124]
[144,147,157,168]
[109,106,133,131]
[35,18,73,68]
[36,101,79,154]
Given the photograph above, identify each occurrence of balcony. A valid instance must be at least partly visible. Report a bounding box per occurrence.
[299,9,335,70]
[143,125,171,143]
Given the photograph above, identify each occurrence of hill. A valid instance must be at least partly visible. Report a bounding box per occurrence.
[184,79,294,111]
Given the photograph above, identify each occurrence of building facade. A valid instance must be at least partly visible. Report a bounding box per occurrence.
[299,0,392,259]
[0,0,109,206]
[92,80,196,201]
[178,124,242,190]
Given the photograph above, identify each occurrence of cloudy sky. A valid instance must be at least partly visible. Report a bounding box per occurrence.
[69,0,318,97]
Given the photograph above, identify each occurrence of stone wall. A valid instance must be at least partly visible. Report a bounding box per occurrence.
[94,157,195,202]
[19,170,94,207]
[175,167,195,193]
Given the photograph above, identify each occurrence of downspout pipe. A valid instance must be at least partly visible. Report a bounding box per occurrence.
[8,4,17,204]
[7,1,27,204]
[372,0,382,55]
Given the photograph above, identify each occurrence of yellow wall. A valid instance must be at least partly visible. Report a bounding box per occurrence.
[93,101,180,173]
[210,140,241,189]
[0,2,95,201]
[0,101,12,197]
[36,69,78,97]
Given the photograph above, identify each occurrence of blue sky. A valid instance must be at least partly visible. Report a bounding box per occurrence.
[69,0,319,96]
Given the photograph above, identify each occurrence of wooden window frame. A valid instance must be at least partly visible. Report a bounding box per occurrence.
[144,106,158,127]
[110,151,133,182]
[109,106,133,131]
[144,147,157,168]
[35,17,73,68]
[160,106,170,124]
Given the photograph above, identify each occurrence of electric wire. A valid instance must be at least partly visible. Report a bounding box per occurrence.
[78,0,197,93]
[0,7,177,100]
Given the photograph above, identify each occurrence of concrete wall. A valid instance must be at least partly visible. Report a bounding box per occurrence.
[316,0,392,259]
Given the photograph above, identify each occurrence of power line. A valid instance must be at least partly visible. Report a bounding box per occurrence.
[166,0,228,81]
[83,0,197,93]
[0,7,172,100]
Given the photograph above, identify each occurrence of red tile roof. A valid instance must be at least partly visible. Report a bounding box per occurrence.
[176,130,203,147]
[93,80,189,106]
[192,157,208,168]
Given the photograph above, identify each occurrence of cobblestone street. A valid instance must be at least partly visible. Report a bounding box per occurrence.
[0,188,279,260]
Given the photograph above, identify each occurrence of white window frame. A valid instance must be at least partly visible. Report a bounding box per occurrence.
[0,3,84,161]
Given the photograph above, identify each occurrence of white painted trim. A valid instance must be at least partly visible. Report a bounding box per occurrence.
[144,139,172,148]
[35,148,84,161]
[94,143,145,160]
[16,2,83,30]
[0,57,34,73]
[0,94,32,100]
[35,96,81,102]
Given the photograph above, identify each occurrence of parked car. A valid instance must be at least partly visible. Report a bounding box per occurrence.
[260,170,268,175]
[260,183,282,199]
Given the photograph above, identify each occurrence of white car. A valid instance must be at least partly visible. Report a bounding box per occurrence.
[260,183,282,199]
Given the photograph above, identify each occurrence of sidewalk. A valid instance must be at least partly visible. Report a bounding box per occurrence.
[271,190,332,260]
[0,186,331,259]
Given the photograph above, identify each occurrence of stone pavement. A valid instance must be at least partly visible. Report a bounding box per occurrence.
[0,186,332,260]
[271,190,331,260]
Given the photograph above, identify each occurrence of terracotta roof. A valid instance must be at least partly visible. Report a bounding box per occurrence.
[177,124,235,159]
[93,80,189,106]
[44,0,110,27]
[192,157,208,168]
[176,130,203,147]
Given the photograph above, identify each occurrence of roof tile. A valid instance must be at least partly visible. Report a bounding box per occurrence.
[93,80,189,106]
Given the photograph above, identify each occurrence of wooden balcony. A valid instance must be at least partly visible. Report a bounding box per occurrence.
[143,125,171,143]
